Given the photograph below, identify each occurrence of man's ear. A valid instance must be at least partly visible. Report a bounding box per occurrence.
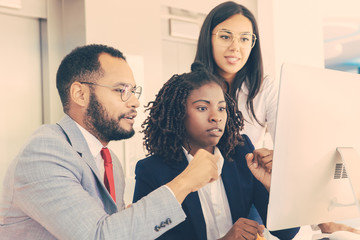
[70,82,90,107]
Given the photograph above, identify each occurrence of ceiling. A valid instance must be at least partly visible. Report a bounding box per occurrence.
[322,0,360,70]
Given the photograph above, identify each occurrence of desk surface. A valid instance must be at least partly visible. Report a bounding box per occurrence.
[266,218,360,240]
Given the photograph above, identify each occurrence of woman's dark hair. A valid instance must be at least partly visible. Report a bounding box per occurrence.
[194,1,264,125]
[142,62,244,163]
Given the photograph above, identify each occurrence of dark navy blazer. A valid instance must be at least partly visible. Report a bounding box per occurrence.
[133,135,299,240]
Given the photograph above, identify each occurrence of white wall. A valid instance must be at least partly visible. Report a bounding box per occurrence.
[43,0,77,124]
[258,0,324,85]
[161,0,257,16]
[0,0,48,195]
[0,12,43,192]
[0,0,46,18]
[84,0,163,106]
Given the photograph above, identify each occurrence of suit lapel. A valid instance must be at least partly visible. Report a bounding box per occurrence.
[183,191,207,239]
[57,116,102,180]
[222,158,243,223]
[110,150,125,210]
[171,155,207,239]
[57,115,117,211]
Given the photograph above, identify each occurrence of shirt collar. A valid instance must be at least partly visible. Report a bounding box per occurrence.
[240,81,249,94]
[75,122,104,158]
[182,147,224,176]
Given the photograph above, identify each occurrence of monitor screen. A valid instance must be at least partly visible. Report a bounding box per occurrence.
[267,63,360,231]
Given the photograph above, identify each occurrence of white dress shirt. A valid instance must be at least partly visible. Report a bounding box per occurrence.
[76,122,106,180]
[183,147,233,239]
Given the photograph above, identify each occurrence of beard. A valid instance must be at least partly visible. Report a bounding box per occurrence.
[84,92,135,143]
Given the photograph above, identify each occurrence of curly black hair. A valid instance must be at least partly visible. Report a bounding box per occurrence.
[142,62,244,163]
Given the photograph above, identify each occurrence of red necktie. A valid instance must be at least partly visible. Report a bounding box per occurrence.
[100,147,116,202]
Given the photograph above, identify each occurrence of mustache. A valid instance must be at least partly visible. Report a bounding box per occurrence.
[118,110,137,120]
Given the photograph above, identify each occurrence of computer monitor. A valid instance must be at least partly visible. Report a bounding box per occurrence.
[267,63,360,231]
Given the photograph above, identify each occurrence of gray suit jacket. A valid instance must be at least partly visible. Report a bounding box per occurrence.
[0,115,185,239]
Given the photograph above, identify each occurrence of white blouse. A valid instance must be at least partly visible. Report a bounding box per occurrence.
[237,76,278,149]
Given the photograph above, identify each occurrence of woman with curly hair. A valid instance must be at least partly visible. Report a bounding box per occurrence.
[132,63,299,240]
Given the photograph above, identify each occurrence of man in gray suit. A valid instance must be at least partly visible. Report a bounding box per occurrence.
[0,44,219,239]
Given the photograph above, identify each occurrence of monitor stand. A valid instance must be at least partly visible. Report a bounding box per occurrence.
[331,147,360,212]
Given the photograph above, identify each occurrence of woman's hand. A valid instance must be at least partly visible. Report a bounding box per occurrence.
[246,148,273,191]
[219,218,265,240]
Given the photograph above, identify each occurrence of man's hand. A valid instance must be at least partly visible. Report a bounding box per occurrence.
[220,218,265,240]
[246,148,273,191]
[166,149,219,203]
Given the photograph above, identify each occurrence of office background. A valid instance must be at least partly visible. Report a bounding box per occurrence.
[1,0,359,239]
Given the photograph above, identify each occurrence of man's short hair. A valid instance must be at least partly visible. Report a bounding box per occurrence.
[56,44,125,112]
